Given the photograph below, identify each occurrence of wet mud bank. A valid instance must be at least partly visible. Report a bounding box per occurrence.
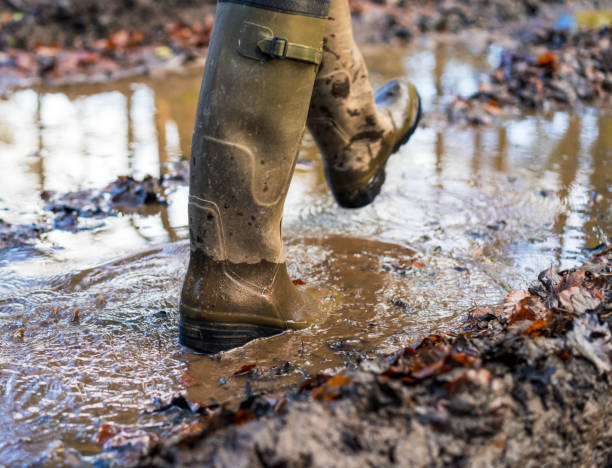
[446,26,612,125]
[1,0,610,95]
[0,0,215,90]
[137,248,612,467]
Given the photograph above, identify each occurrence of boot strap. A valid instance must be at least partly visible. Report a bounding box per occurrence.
[257,36,322,65]
[238,21,322,65]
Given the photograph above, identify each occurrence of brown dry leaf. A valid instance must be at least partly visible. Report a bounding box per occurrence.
[558,286,601,314]
[411,360,447,380]
[382,365,410,379]
[35,46,60,57]
[508,303,537,324]
[502,290,529,320]
[450,352,480,366]
[326,375,351,387]
[110,30,130,49]
[566,314,612,374]
[101,427,159,456]
[130,31,145,45]
[92,38,111,51]
[234,409,256,425]
[560,269,585,291]
[233,363,257,376]
[504,291,547,324]
[311,375,351,401]
[322,391,341,402]
[492,68,505,83]
[311,386,327,400]
[299,374,330,392]
[292,278,306,286]
[522,319,549,336]
[482,102,504,117]
[443,368,491,395]
[537,52,557,67]
[469,306,495,319]
[96,423,120,445]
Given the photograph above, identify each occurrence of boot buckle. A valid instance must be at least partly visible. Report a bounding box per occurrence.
[269,36,288,59]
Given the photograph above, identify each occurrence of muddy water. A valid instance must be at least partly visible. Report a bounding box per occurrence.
[0,41,610,464]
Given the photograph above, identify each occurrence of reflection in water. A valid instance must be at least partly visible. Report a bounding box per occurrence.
[586,115,612,248]
[0,43,610,463]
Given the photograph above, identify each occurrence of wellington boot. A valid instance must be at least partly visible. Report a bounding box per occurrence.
[179,0,329,354]
[307,0,421,208]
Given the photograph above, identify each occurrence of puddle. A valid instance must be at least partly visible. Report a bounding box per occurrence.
[0,41,610,464]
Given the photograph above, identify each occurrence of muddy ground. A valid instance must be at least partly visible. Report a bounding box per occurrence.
[0,0,569,49]
[1,0,610,101]
[79,247,610,467]
[445,25,612,125]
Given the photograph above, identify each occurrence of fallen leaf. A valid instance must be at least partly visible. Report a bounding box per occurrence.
[522,319,549,336]
[566,314,612,374]
[234,409,256,425]
[537,52,557,68]
[96,423,120,446]
[233,363,257,376]
[326,375,350,387]
[558,286,601,314]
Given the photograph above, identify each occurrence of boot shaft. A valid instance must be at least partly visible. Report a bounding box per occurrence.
[189,0,329,265]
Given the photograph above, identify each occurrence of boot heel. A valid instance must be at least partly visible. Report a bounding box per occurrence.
[179,316,284,354]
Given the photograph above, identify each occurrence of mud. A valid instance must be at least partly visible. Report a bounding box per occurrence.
[350,0,569,43]
[136,247,612,467]
[39,172,187,232]
[0,218,46,249]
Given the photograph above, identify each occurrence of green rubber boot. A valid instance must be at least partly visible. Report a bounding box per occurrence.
[307,0,421,208]
[179,0,329,354]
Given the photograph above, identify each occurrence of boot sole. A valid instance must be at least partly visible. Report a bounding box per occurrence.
[179,315,284,354]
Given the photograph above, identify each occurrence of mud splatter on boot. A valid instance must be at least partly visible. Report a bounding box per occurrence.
[307,0,421,208]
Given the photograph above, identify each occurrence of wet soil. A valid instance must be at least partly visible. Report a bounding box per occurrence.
[140,248,612,468]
